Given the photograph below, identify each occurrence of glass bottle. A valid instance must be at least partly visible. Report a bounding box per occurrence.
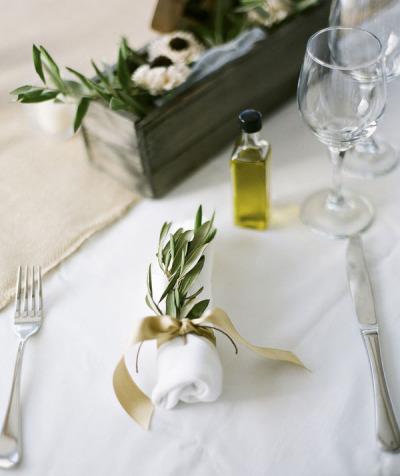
[231,109,271,230]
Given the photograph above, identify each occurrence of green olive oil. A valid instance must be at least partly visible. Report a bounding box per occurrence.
[231,110,271,230]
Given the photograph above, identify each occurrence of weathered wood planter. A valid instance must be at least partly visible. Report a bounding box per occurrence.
[82,1,330,198]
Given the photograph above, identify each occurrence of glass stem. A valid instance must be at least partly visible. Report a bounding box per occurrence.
[328,147,346,208]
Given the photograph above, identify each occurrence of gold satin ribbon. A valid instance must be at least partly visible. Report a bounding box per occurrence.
[113,308,304,430]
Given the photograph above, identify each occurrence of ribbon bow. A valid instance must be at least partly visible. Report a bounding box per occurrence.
[133,314,217,347]
[113,308,304,430]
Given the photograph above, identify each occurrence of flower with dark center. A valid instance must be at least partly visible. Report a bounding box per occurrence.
[150,56,174,68]
[169,37,190,51]
[147,31,204,65]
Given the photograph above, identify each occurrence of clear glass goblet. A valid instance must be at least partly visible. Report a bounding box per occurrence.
[297,27,386,238]
[330,0,400,177]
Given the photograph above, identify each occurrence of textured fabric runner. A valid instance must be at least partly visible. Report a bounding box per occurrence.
[0,105,138,310]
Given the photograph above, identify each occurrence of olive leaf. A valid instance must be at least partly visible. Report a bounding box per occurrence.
[32,45,45,83]
[19,89,59,103]
[65,67,92,88]
[158,269,180,304]
[166,291,177,317]
[157,222,171,272]
[180,286,205,317]
[169,234,175,262]
[73,97,90,132]
[66,67,109,100]
[146,294,162,315]
[194,205,202,231]
[117,46,131,89]
[180,256,205,295]
[181,244,208,276]
[186,300,210,320]
[10,85,38,96]
[159,222,172,243]
[170,242,187,276]
[147,264,153,296]
[11,85,56,102]
[90,60,108,83]
[110,97,125,110]
[146,264,162,315]
[186,286,204,301]
[39,45,67,93]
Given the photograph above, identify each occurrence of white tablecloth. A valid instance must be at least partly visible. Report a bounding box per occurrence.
[2,2,400,474]
[1,83,400,474]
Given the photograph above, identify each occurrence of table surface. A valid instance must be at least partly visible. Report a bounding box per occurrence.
[2,2,400,475]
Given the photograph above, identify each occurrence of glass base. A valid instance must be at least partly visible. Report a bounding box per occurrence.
[343,137,399,178]
[300,190,374,239]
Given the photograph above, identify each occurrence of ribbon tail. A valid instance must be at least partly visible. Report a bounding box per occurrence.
[113,357,154,430]
[203,308,305,368]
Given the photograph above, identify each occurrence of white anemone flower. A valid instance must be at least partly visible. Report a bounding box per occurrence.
[132,56,191,96]
[147,31,204,65]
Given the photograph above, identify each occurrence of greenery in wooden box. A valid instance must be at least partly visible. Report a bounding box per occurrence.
[11,0,319,130]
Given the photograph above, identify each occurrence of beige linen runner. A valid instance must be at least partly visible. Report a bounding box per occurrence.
[0,1,158,311]
[0,1,159,311]
[0,106,138,310]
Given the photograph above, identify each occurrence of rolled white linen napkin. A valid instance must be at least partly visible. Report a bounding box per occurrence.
[152,333,223,409]
[149,226,223,410]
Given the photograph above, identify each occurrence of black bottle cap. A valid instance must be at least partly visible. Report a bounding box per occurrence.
[239,109,262,133]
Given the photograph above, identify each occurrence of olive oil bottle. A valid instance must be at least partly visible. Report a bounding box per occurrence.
[231,109,271,230]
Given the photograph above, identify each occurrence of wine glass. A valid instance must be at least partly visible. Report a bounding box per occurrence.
[298,27,386,238]
[330,0,400,177]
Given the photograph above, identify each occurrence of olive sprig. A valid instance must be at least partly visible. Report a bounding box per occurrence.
[146,206,217,320]
[10,39,151,132]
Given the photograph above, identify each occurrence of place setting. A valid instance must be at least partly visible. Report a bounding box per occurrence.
[1,0,400,475]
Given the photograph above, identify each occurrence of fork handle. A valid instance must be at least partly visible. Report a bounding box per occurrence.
[362,330,400,452]
[0,340,26,468]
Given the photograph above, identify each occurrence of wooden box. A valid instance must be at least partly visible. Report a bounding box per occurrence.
[82,1,330,197]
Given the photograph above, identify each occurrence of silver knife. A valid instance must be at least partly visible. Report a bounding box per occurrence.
[346,235,400,452]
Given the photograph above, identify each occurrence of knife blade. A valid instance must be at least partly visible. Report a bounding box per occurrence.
[346,234,377,327]
[346,235,400,452]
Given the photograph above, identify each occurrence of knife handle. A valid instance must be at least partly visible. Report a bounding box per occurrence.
[362,330,400,452]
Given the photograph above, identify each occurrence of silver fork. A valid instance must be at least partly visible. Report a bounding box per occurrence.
[0,266,43,468]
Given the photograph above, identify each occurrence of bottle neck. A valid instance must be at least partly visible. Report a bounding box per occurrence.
[242,131,260,146]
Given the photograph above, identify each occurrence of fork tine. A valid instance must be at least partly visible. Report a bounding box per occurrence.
[30,266,35,317]
[37,266,43,316]
[15,266,22,316]
[23,266,29,317]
